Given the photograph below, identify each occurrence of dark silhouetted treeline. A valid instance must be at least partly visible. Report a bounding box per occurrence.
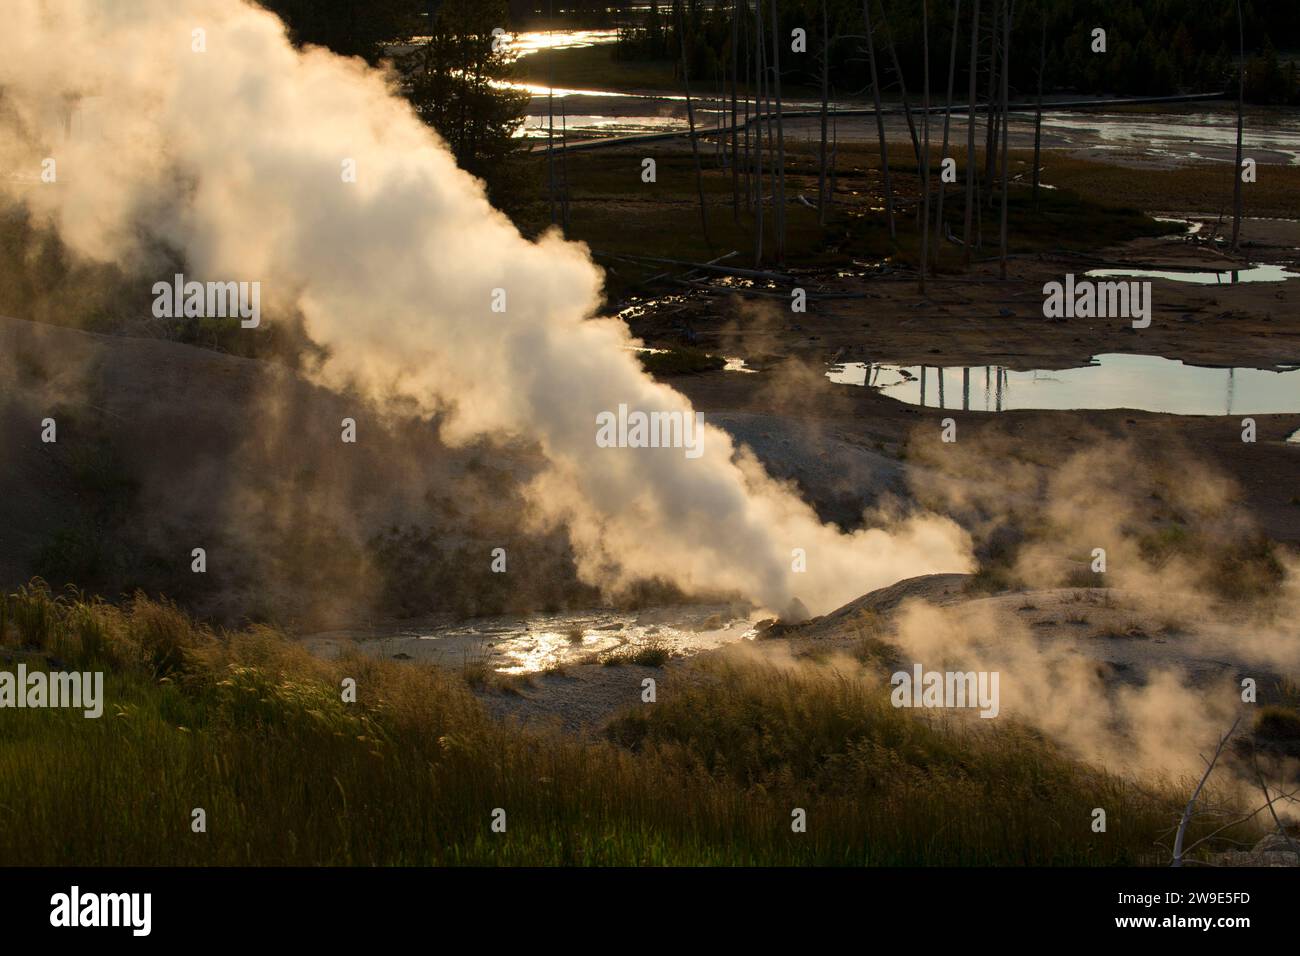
[617,0,1300,103]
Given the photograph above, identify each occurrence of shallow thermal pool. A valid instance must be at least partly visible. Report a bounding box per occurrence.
[302,604,762,675]
[828,353,1300,415]
[1085,264,1300,285]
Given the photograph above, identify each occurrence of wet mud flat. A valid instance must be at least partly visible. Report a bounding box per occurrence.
[623,218,1300,373]
[302,602,761,675]
[302,604,766,734]
[322,571,1299,738]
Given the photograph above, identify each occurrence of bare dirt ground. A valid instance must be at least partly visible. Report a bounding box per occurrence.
[628,219,1300,370]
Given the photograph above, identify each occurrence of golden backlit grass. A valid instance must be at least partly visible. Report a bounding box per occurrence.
[0,580,1251,865]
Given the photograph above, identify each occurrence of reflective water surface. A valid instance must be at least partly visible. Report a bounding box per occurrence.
[1085,264,1300,285]
[828,354,1300,415]
[303,604,761,675]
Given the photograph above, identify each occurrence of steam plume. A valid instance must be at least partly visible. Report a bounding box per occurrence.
[0,0,969,615]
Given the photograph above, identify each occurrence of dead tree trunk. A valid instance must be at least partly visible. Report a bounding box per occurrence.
[818,0,830,223]
[880,3,922,170]
[731,0,741,221]
[831,106,839,196]
[962,0,980,267]
[935,0,962,267]
[998,0,1011,279]
[547,3,556,225]
[919,0,931,294]
[754,0,766,264]
[1172,718,1240,866]
[1232,0,1245,252]
[759,0,775,216]
[748,0,759,210]
[719,85,726,169]
[560,95,570,229]
[769,0,787,263]
[678,6,713,249]
[761,5,775,209]
[861,0,896,239]
[1034,11,1045,209]
[983,0,1001,210]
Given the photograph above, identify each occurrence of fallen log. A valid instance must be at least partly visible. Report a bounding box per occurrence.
[666,277,869,299]
[640,250,739,288]
[592,250,794,284]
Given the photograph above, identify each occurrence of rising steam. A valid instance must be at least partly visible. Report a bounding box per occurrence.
[0,0,970,616]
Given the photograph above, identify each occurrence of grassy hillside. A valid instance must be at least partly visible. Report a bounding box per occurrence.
[0,579,1248,865]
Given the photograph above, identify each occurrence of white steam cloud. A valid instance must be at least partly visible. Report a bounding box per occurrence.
[0,0,970,615]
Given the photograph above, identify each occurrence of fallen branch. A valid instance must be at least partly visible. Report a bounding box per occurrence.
[1040,251,1255,272]
[639,250,739,288]
[1175,782,1300,859]
[666,277,869,300]
[1172,717,1240,867]
[1253,754,1300,860]
[593,250,794,284]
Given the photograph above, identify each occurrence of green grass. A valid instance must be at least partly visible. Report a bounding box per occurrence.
[1041,149,1300,222]
[0,580,1253,865]
[1138,525,1286,600]
[600,639,673,667]
[1254,705,1300,740]
[638,346,725,376]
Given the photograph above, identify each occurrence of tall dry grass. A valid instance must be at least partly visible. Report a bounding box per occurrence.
[0,579,1250,865]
